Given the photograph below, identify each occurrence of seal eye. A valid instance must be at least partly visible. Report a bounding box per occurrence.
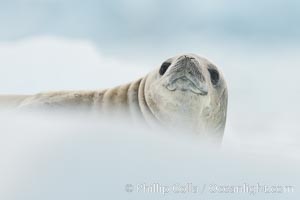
[159,62,171,75]
[208,68,219,85]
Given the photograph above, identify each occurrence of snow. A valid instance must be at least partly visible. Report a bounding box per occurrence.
[0,36,299,199]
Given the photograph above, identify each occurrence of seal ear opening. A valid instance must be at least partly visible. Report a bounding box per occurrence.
[208,68,219,86]
[159,62,171,75]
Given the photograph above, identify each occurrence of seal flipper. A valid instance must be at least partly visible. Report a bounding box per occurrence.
[0,95,30,111]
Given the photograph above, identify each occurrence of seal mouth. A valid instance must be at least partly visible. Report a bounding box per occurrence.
[165,76,208,95]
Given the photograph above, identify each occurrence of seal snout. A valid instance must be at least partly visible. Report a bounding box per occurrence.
[165,55,208,95]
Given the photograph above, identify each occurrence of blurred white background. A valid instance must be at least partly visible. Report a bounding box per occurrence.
[0,0,299,199]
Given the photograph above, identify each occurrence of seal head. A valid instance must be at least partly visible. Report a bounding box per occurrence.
[142,54,228,141]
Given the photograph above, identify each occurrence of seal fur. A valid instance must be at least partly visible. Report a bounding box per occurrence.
[0,54,228,141]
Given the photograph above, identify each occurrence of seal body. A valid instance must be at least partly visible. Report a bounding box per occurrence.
[0,54,228,142]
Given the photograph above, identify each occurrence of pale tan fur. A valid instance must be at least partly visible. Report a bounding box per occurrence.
[0,95,30,110]
[0,54,228,143]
